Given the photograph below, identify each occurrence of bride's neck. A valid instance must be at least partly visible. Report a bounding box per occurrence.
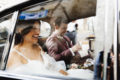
[20,41,37,49]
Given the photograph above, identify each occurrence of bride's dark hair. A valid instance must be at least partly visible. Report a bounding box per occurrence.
[15,26,33,45]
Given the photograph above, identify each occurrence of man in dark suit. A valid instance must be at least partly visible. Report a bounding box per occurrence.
[45,17,81,65]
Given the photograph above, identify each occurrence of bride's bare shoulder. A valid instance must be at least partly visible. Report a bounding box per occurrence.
[7,46,21,68]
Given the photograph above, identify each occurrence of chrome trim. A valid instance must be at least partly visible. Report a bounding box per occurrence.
[113,0,118,80]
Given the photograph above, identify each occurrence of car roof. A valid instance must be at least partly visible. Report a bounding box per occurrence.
[0,0,48,18]
[0,0,96,20]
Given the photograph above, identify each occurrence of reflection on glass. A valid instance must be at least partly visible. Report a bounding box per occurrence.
[6,0,97,79]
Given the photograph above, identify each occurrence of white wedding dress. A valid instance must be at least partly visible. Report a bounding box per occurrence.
[6,49,66,76]
[6,49,93,79]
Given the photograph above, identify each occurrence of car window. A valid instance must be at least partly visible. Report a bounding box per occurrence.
[5,0,97,79]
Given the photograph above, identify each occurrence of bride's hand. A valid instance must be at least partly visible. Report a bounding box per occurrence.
[59,69,68,76]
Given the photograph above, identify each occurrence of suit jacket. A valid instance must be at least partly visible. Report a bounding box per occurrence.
[45,32,76,65]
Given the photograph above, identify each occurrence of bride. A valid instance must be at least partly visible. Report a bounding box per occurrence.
[7,21,68,76]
